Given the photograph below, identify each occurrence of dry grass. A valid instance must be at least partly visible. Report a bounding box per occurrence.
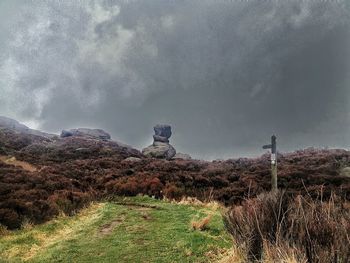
[0,155,37,172]
[171,196,223,212]
[219,242,307,263]
[263,241,307,263]
[191,214,213,231]
[224,191,350,262]
[0,224,9,235]
[20,218,34,230]
[218,243,246,263]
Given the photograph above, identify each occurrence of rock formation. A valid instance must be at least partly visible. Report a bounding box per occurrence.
[142,124,176,160]
[173,153,192,160]
[0,116,56,139]
[60,128,111,140]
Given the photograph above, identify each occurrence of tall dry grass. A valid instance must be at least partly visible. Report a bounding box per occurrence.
[223,191,350,262]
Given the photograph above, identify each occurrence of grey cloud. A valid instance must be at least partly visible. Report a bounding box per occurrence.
[0,0,349,159]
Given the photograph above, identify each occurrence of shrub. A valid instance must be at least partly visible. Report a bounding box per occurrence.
[224,191,350,262]
[48,191,91,216]
[0,208,21,230]
[163,183,185,200]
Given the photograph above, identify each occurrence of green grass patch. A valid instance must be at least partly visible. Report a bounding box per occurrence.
[0,197,232,263]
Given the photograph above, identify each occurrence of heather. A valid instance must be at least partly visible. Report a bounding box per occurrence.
[1,127,350,230]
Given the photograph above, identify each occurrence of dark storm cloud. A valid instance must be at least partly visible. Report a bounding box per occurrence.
[0,0,349,159]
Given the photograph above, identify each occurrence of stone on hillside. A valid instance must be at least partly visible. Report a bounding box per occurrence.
[60,128,111,140]
[340,167,350,177]
[173,153,192,160]
[123,157,142,162]
[74,148,91,153]
[154,124,172,139]
[142,142,176,160]
[61,130,73,138]
[153,135,169,143]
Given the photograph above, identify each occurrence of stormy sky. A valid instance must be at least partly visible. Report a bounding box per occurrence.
[0,0,349,159]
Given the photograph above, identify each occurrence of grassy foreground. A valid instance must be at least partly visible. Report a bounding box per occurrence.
[0,196,232,263]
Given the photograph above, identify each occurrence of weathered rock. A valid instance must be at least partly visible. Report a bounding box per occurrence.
[154,124,172,139]
[60,128,111,140]
[123,157,143,162]
[142,142,176,160]
[173,153,192,160]
[142,124,176,160]
[74,148,91,153]
[340,167,350,177]
[0,116,56,139]
[153,135,169,143]
[61,130,73,138]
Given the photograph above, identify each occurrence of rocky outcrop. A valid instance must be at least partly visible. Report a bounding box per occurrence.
[0,116,56,139]
[142,124,176,160]
[173,153,192,160]
[0,116,142,163]
[60,128,111,140]
[0,116,29,131]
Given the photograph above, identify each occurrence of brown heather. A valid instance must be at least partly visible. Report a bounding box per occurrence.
[224,191,350,262]
[1,127,350,234]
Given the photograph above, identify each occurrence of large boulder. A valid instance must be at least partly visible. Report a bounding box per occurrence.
[60,130,73,138]
[153,135,169,143]
[154,124,172,139]
[142,141,176,160]
[142,124,176,160]
[60,128,111,140]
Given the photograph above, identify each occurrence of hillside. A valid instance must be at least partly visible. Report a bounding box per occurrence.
[0,117,350,230]
[0,196,231,263]
[1,117,350,262]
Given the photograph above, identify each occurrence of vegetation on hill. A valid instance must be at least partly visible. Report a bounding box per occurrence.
[1,121,350,262]
[1,145,350,230]
[223,191,350,263]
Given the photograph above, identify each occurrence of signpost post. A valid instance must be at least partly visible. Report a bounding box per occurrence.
[263,135,277,191]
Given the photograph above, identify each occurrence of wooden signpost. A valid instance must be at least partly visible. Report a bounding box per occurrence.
[263,135,277,191]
